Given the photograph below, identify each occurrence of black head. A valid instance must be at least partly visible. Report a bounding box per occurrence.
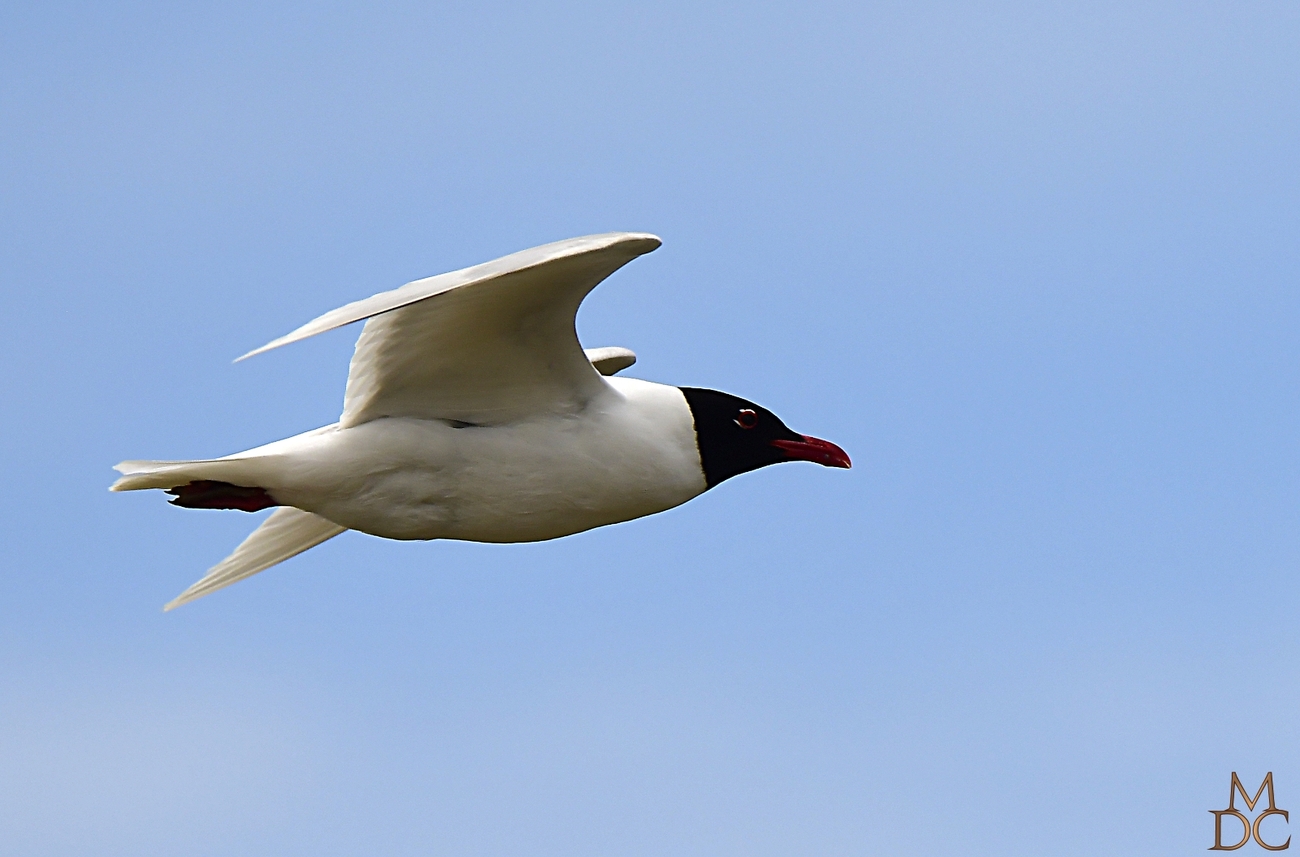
[679,387,851,488]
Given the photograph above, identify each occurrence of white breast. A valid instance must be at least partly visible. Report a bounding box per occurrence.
[265,377,707,542]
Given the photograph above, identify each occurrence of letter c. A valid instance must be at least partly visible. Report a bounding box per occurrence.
[1254,809,1291,851]
[1211,810,1252,850]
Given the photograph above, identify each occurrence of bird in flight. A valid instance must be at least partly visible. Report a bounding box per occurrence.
[112,233,850,609]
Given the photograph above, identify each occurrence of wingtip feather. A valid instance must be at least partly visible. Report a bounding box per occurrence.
[163,587,204,610]
[163,580,220,611]
[235,341,280,362]
[163,584,203,611]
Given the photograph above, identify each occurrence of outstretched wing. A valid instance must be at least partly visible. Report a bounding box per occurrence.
[241,232,661,427]
[164,507,347,610]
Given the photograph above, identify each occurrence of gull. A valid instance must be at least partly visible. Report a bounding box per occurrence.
[112,233,850,609]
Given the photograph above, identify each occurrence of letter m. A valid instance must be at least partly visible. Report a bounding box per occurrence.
[1230,772,1280,813]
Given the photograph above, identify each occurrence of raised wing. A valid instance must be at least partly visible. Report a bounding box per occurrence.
[241,233,660,427]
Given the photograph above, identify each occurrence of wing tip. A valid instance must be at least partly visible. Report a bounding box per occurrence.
[567,231,660,255]
[610,232,661,254]
[235,340,281,362]
[164,583,214,611]
[163,591,193,611]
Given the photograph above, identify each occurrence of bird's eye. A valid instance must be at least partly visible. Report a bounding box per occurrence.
[735,409,758,429]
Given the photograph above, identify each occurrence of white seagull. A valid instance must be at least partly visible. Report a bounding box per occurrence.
[112,233,850,609]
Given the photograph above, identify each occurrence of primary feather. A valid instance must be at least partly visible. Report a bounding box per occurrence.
[163,507,346,611]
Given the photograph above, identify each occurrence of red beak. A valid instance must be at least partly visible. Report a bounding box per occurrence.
[770,435,852,469]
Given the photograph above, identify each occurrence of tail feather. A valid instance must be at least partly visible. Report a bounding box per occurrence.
[110,457,273,492]
[164,507,347,610]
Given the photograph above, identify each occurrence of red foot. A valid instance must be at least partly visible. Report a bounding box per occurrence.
[166,480,279,512]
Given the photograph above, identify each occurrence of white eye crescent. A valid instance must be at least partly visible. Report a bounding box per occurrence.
[735,409,758,429]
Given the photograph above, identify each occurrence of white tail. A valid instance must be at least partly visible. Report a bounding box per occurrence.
[110,457,274,493]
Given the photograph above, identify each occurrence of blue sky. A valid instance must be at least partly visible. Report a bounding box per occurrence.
[2,2,1298,854]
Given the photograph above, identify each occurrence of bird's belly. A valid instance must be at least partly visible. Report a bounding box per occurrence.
[322,468,459,540]
[268,412,703,543]
[311,468,690,543]
[251,418,444,539]
[329,465,691,543]
[434,471,691,543]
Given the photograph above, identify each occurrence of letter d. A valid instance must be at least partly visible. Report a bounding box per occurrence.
[1211,810,1252,850]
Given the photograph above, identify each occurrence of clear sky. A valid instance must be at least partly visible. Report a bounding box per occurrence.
[2,2,1298,854]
